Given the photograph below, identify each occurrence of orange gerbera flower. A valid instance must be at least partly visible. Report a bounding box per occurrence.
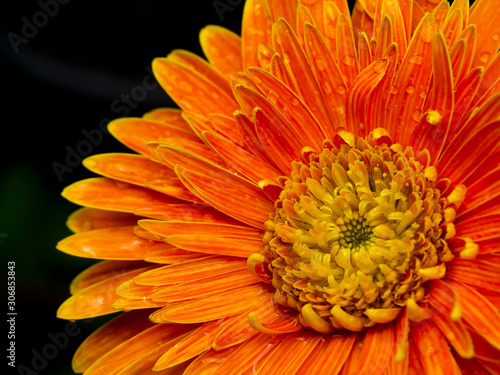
[57,0,500,373]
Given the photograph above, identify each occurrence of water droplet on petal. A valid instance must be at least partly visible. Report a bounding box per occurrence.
[420,91,427,99]
[493,33,500,41]
[372,60,387,73]
[480,51,491,64]
[316,58,327,71]
[336,84,347,94]
[408,55,424,65]
[212,92,219,99]
[291,98,300,106]
[390,86,399,95]
[405,84,415,94]
[283,52,292,64]
[413,110,422,121]
[420,18,434,43]
[321,80,333,94]
[342,55,356,66]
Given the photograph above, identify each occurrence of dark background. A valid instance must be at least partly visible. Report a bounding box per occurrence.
[1,1,244,374]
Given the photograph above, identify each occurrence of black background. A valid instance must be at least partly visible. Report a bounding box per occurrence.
[1,1,244,374]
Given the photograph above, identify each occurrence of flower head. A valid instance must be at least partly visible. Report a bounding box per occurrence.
[58,0,500,374]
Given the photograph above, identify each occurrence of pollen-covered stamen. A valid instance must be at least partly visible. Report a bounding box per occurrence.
[254,132,467,333]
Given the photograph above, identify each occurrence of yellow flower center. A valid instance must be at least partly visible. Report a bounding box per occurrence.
[260,133,458,333]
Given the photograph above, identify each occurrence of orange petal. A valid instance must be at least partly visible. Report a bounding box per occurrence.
[467,328,500,363]
[70,260,149,295]
[336,14,360,89]
[386,13,435,144]
[152,284,274,324]
[303,22,348,131]
[409,30,454,164]
[72,310,154,373]
[152,268,259,302]
[134,255,246,286]
[211,332,287,375]
[357,32,372,71]
[206,113,246,145]
[58,226,170,260]
[183,345,240,375]
[276,19,336,140]
[410,319,461,375]
[241,0,273,70]
[199,26,242,80]
[447,257,500,291]
[181,168,273,230]
[111,297,166,311]
[445,278,500,350]
[387,308,410,374]
[455,214,500,241]
[108,117,199,156]
[134,203,239,225]
[458,168,500,220]
[66,207,140,233]
[469,0,500,69]
[57,266,153,320]
[62,177,180,213]
[342,323,395,375]
[439,121,500,190]
[154,318,231,370]
[83,323,196,375]
[346,58,389,137]
[202,130,283,184]
[168,234,264,258]
[256,331,321,375]
[142,248,205,264]
[430,305,474,359]
[214,298,298,349]
[167,49,233,99]
[152,58,238,118]
[142,108,195,134]
[138,220,261,239]
[83,153,176,186]
[295,331,355,374]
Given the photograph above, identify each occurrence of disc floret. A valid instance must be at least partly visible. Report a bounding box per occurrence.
[260,132,460,333]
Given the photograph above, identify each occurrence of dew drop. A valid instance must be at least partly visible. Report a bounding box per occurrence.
[321,79,333,94]
[291,98,300,106]
[408,55,424,65]
[336,84,347,94]
[413,110,422,121]
[283,52,292,64]
[212,91,219,99]
[372,60,386,73]
[316,58,327,71]
[480,51,491,64]
[493,33,500,41]
[405,84,415,94]
[342,55,356,66]
[420,18,434,43]
[420,91,427,99]
[390,85,399,95]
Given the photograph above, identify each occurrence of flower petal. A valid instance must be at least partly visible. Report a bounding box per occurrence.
[72,310,155,373]
[410,319,461,375]
[152,284,274,324]
[446,278,500,350]
[57,266,154,320]
[154,318,231,370]
[152,58,238,118]
[62,177,180,214]
[469,0,500,69]
[199,26,242,80]
[66,208,139,233]
[83,323,196,375]
[342,323,395,375]
[108,117,199,157]
[134,255,247,286]
[152,268,259,302]
[57,226,169,260]
[296,331,356,375]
